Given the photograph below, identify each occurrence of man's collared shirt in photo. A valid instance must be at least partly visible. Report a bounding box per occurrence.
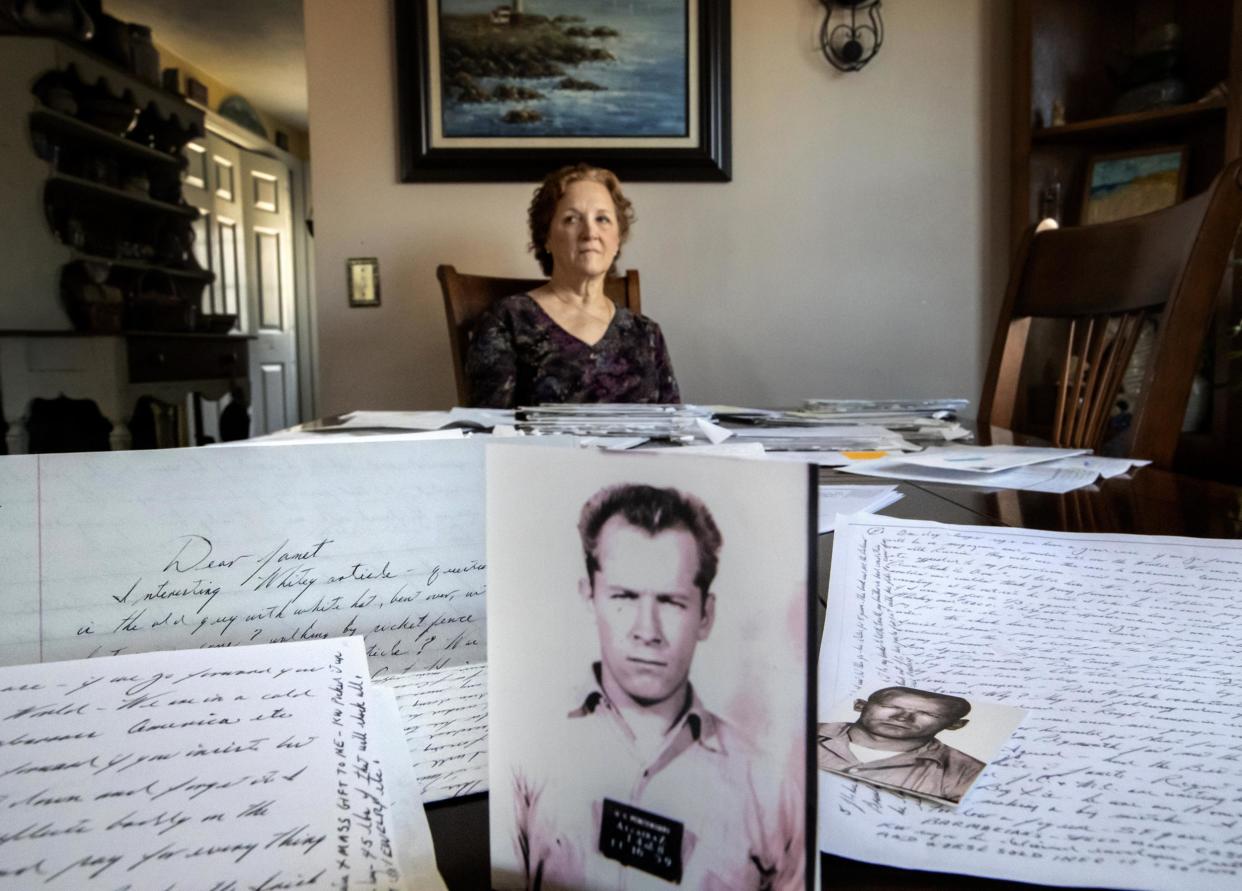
[816,721,984,803]
[508,664,803,890]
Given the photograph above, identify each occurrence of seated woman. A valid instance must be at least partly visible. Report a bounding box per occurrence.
[466,164,680,408]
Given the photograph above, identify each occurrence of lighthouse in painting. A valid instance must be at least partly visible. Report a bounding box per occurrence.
[444,0,687,139]
[491,1,521,25]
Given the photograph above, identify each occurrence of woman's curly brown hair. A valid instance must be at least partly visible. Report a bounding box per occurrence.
[528,163,636,276]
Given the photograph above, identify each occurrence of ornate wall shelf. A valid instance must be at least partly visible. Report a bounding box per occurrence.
[46,173,199,218]
[30,106,182,167]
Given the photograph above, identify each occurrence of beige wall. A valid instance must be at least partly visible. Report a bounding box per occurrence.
[304,0,1010,414]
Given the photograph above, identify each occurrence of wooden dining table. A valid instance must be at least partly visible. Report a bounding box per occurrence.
[420,429,1242,890]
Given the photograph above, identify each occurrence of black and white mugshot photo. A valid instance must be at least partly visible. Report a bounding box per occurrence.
[487,446,815,890]
[817,685,1026,806]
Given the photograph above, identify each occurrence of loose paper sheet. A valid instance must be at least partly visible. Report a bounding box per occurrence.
[368,684,451,890]
[816,485,901,534]
[332,408,516,431]
[753,450,857,466]
[223,429,466,446]
[819,514,1242,890]
[893,444,1088,473]
[338,410,459,429]
[0,440,494,802]
[1047,455,1151,478]
[695,416,734,443]
[730,425,917,452]
[838,457,1100,492]
[378,662,489,799]
[448,407,519,428]
[0,637,442,889]
[645,442,767,458]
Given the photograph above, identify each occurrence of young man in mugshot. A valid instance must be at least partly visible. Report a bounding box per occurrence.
[817,686,985,803]
[509,483,800,890]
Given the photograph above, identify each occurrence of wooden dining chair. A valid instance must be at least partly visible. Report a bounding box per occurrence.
[977,157,1242,470]
[436,264,642,406]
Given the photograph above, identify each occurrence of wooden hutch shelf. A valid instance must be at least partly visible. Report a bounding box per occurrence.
[1032,99,1228,144]
[29,106,182,167]
[1011,0,1242,483]
[47,173,199,217]
[70,251,214,281]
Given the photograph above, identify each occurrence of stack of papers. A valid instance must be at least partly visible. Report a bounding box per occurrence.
[729,425,918,453]
[798,398,968,439]
[790,399,971,443]
[840,445,1150,492]
[515,403,711,441]
[710,400,972,444]
[802,397,970,415]
[789,413,971,443]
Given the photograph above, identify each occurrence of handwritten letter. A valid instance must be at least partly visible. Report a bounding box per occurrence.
[0,440,495,799]
[25,440,486,676]
[379,662,489,800]
[0,637,438,889]
[820,515,1242,891]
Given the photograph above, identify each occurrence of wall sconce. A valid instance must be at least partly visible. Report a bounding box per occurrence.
[819,0,884,72]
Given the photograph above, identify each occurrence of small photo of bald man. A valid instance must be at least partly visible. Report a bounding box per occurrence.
[817,685,1026,807]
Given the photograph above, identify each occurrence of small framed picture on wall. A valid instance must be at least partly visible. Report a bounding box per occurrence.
[1081,146,1187,225]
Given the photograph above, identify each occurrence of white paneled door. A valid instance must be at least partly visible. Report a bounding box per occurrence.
[240,150,299,434]
[182,134,244,324]
[183,133,299,436]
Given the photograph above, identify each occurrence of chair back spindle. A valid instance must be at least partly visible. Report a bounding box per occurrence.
[979,158,1242,468]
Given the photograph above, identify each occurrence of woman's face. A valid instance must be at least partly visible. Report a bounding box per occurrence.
[545,179,621,280]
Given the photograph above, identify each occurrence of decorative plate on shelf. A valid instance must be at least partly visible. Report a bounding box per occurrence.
[218,95,267,139]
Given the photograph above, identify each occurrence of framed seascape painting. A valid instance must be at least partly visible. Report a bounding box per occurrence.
[394,0,731,181]
[1081,146,1187,225]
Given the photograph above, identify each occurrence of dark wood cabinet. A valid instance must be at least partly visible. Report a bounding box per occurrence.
[1011,0,1242,482]
[126,334,248,383]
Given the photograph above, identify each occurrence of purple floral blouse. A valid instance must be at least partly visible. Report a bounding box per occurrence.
[466,294,681,408]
